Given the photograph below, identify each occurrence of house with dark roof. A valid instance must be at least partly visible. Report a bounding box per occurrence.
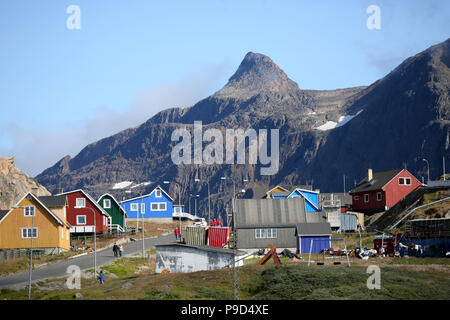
[349,168,422,213]
[0,192,71,253]
[98,193,127,233]
[57,189,111,234]
[120,185,174,222]
[234,198,327,251]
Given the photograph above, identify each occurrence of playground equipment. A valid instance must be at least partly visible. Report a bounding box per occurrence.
[307,238,351,267]
[258,245,282,265]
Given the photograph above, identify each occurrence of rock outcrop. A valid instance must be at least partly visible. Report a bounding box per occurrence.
[0,156,50,210]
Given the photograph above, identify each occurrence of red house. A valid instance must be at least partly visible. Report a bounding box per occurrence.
[349,168,423,213]
[57,189,110,234]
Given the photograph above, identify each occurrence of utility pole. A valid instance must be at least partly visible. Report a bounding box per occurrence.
[142,197,145,259]
[343,174,346,193]
[28,210,35,300]
[422,158,430,184]
[444,156,446,181]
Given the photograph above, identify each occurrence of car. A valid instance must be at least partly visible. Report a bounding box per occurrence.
[193,218,207,227]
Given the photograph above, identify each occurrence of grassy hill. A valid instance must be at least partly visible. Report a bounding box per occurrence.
[1,254,449,300]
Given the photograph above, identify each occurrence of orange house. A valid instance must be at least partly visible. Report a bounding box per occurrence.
[0,192,71,253]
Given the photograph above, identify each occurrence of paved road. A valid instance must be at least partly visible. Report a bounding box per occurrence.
[0,234,174,289]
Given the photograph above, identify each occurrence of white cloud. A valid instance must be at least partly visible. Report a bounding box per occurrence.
[2,63,228,177]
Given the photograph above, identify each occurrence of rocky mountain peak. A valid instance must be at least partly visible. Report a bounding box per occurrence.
[215,52,300,99]
[0,156,50,210]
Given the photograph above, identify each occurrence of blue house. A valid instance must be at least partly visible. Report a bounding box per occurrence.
[120,185,174,221]
[287,188,320,213]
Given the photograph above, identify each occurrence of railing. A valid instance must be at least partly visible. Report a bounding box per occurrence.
[172,212,198,220]
[322,199,341,208]
[109,224,125,233]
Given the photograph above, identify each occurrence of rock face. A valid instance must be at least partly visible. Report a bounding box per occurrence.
[0,156,50,210]
[35,39,450,221]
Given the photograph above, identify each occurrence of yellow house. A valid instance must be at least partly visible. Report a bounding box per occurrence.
[0,192,71,253]
[265,185,291,198]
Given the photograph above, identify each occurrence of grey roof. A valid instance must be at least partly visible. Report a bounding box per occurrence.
[295,222,332,236]
[350,169,403,193]
[235,198,326,228]
[0,210,9,221]
[243,186,270,199]
[271,191,291,197]
[38,195,67,208]
[244,185,313,199]
[319,193,352,206]
[154,243,247,256]
[426,180,450,188]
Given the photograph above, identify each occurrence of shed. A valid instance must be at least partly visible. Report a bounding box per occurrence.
[155,243,246,273]
[373,234,397,256]
[341,213,359,232]
[208,227,231,248]
[295,222,332,254]
[185,226,208,246]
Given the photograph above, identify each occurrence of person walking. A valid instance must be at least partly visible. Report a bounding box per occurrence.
[174,227,178,240]
[119,244,123,257]
[98,270,105,285]
[113,243,118,257]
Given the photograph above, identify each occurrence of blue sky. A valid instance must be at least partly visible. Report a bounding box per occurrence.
[0,0,449,176]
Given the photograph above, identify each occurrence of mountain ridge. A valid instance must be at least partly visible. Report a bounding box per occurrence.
[35,39,450,220]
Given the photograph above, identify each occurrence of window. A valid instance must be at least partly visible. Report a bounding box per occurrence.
[141,203,145,213]
[377,192,382,201]
[398,177,411,185]
[255,228,277,239]
[155,190,162,198]
[61,229,64,239]
[75,198,86,208]
[364,194,369,203]
[77,215,86,225]
[151,202,166,211]
[174,207,181,213]
[130,203,138,211]
[103,199,111,209]
[354,195,359,201]
[267,228,278,238]
[24,206,35,217]
[21,228,37,239]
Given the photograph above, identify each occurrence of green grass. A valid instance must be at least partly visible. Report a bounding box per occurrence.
[101,257,148,277]
[245,264,450,300]
[1,254,449,300]
[423,192,438,204]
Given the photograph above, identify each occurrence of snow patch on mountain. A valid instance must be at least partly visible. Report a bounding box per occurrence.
[315,110,363,131]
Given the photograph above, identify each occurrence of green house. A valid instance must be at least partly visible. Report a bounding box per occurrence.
[97,193,127,233]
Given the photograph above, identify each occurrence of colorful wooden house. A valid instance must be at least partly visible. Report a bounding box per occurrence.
[264,186,320,213]
[97,193,127,233]
[349,168,423,213]
[120,185,174,222]
[0,192,71,253]
[57,189,110,234]
[287,188,320,213]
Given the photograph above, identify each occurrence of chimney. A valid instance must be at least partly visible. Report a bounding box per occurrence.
[367,168,373,181]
